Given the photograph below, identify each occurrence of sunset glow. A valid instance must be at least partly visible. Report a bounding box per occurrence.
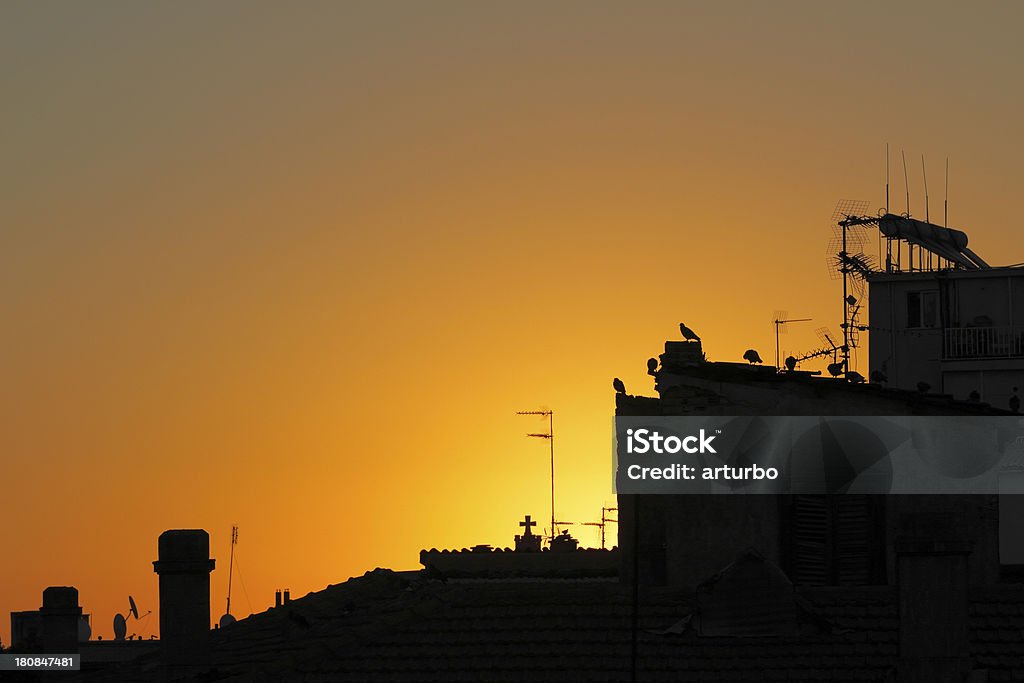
[4,2,1024,644]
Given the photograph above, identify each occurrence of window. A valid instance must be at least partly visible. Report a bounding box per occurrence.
[784,495,886,586]
[907,290,939,328]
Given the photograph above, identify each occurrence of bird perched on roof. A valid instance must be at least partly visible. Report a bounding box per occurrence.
[870,370,888,385]
[742,349,763,364]
[679,323,700,342]
[1011,387,1020,414]
[847,371,865,384]
[917,381,931,394]
[647,358,659,376]
[827,361,845,378]
[613,378,626,394]
[784,356,797,372]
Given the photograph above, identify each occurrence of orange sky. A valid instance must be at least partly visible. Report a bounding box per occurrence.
[3,2,1024,643]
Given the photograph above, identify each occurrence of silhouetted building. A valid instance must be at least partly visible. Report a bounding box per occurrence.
[9,610,42,651]
[867,215,1024,406]
[624,341,1008,589]
[6,586,159,678]
[152,529,215,665]
[419,515,617,579]
[39,587,82,655]
[47,349,1024,680]
[9,587,88,654]
[615,337,1024,681]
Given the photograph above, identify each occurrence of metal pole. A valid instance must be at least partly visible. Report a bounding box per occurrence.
[630,495,640,682]
[549,411,555,543]
[775,320,781,371]
[517,409,556,544]
[842,220,850,373]
[226,525,237,617]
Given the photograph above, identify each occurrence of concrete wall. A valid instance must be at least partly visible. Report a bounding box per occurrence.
[869,270,1024,403]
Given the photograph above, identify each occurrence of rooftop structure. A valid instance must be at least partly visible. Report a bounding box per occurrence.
[825,207,1024,408]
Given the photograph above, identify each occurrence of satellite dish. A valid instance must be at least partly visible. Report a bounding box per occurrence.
[219,613,237,629]
[113,613,127,641]
[128,596,139,620]
[78,616,92,642]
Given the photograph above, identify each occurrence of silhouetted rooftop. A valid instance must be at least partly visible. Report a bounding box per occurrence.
[634,356,1014,416]
[64,566,1024,682]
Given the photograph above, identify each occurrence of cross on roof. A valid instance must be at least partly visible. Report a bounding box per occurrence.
[519,515,536,537]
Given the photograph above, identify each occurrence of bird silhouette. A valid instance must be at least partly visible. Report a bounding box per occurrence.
[613,378,626,394]
[742,349,763,364]
[784,356,797,372]
[967,390,981,403]
[847,371,865,384]
[827,361,845,378]
[917,381,931,394]
[679,323,700,342]
[870,370,888,384]
[647,358,659,376]
[1011,387,1020,414]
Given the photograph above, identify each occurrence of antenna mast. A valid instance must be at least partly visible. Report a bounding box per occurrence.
[829,200,874,374]
[771,312,812,371]
[516,410,556,543]
[921,155,930,224]
[885,143,890,213]
[902,150,910,216]
[944,157,949,227]
[225,525,238,618]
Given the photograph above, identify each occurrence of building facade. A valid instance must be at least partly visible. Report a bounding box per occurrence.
[868,267,1024,406]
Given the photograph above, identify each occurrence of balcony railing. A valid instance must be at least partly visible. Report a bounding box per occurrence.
[944,326,1024,360]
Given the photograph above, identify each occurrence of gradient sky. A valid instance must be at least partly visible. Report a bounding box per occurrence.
[3,1,1024,643]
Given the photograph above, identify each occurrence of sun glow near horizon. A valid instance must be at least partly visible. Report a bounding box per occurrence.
[4,1,1024,644]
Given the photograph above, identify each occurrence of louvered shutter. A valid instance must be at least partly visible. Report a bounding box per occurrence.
[790,495,830,586]
[835,495,874,585]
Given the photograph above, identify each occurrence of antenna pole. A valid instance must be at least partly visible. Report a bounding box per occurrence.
[922,155,930,224]
[549,411,555,543]
[902,150,912,270]
[226,525,238,617]
[842,218,850,372]
[517,409,556,544]
[885,143,890,214]
[902,150,910,216]
[772,315,812,370]
[944,157,949,227]
[775,319,781,371]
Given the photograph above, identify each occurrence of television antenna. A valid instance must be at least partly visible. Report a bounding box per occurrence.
[846,296,864,350]
[220,525,239,628]
[516,409,556,543]
[770,311,812,371]
[827,200,880,371]
[581,506,619,549]
[817,326,841,361]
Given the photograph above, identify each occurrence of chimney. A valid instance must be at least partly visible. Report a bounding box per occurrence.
[283,589,291,604]
[152,530,215,663]
[275,589,282,608]
[40,587,81,654]
[896,520,973,682]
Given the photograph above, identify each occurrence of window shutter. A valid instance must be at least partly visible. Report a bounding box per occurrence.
[835,495,873,585]
[790,495,829,586]
[787,495,884,586]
